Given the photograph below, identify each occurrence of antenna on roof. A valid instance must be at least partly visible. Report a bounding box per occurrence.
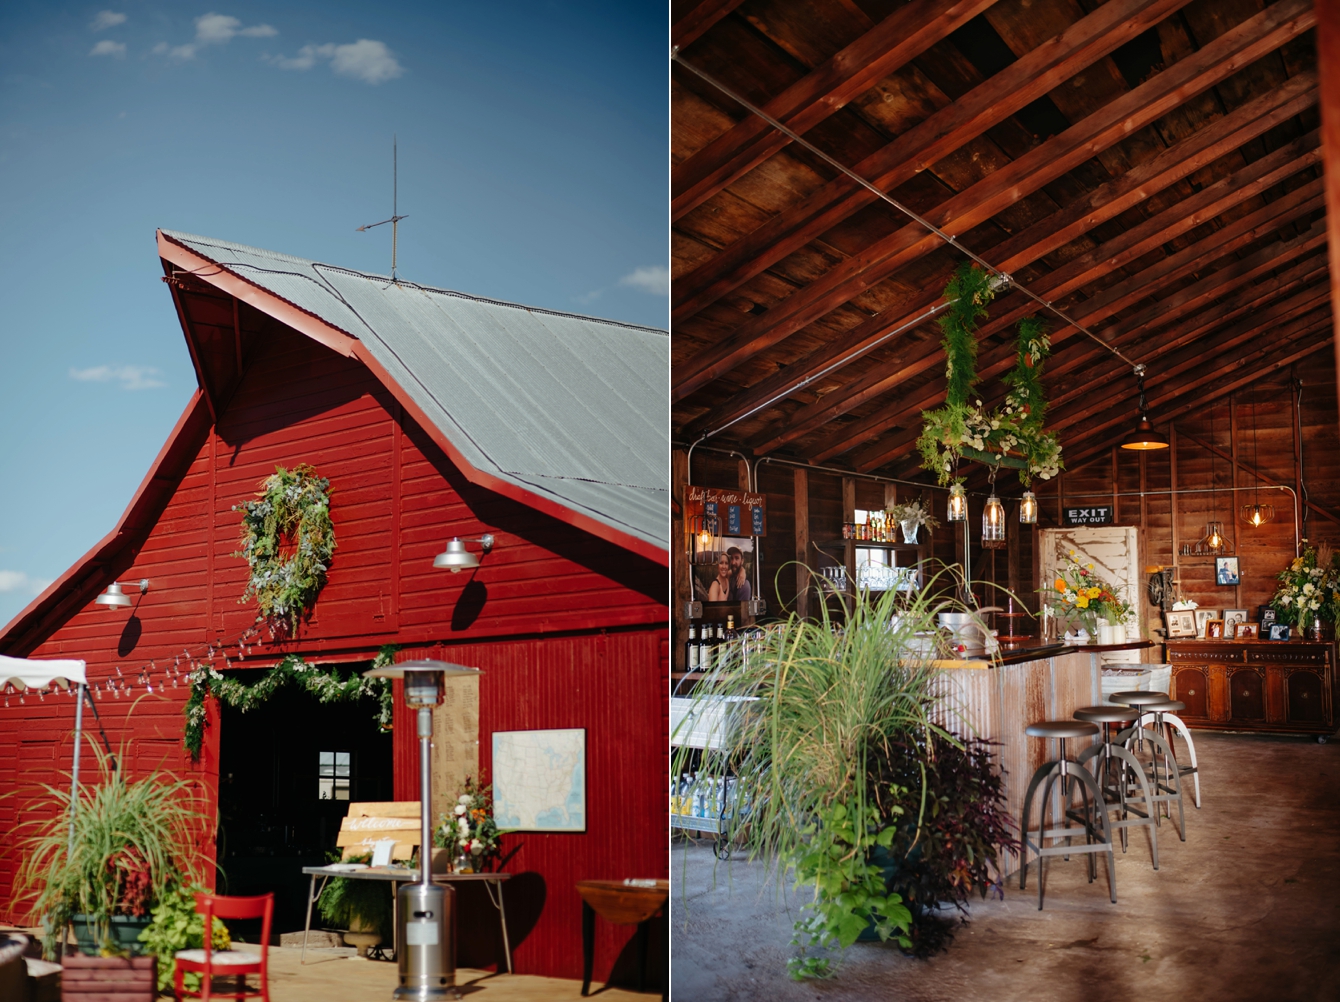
[356,135,408,282]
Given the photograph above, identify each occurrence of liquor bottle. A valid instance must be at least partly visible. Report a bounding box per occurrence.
[686,624,699,671]
[699,626,714,672]
[715,621,727,669]
[723,615,738,670]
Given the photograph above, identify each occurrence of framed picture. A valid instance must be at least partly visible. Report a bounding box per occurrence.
[1194,609,1220,638]
[1267,622,1292,642]
[1223,609,1249,634]
[1235,622,1259,640]
[1215,556,1241,586]
[1166,610,1197,638]
[1260,606,1277,626]
[1205,618,1226,639]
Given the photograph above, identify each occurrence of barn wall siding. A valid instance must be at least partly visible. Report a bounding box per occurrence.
[0,324,667,983]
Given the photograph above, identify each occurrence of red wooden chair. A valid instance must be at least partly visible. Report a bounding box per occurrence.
[173,892,273,1002]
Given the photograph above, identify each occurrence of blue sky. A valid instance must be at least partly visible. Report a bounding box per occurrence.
[0,1,667,628]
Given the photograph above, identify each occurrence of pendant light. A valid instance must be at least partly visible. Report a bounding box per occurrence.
[1239,395,1274,527]
[982,494,1006,549]
[1019,491,1038,524]
[1120,364,1169,451]
[947,483,967,521]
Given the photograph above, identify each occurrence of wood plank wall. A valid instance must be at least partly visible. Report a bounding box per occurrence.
[0,324,667,982]
[1033,356,1340,631]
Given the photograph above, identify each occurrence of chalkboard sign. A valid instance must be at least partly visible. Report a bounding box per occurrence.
[1063,505,1113,526]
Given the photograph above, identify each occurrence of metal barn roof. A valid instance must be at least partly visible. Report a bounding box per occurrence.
[161,230,669,554]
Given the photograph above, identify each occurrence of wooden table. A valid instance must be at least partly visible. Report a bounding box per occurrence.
[575,879,667,999]
[300,865,513,972]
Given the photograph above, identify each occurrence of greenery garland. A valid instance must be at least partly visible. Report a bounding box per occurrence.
[234,464,336,633]
[917,264,1063,486]
[184,646,398,760]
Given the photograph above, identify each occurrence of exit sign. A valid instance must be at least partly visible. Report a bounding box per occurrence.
[1064,505,1113,526]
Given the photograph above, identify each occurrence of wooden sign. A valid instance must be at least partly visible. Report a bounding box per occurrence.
[1063,505,1113,526]
[686,485,767,536]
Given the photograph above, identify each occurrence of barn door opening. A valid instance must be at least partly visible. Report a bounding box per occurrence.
[217,678,392,938]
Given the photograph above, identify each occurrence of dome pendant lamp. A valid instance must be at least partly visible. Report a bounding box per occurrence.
[1120,364,1169,451]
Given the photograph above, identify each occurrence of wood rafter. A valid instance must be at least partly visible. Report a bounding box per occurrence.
[673,0,1317,401]
[678,76,1319,441]
[672,0,996,219]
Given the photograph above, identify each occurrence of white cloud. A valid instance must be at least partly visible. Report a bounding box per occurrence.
[69,364,166,390]
[574,290,603,305]
[157,13,276,60]
[0,571,51,596]
[619,266,669,296]
[267,38,403,84]
[90,39,126,58]
[89,10,127,31]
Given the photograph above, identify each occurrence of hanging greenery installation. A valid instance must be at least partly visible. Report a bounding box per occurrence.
[234,464,336,633]
[184,646,398,760]
[917,263,1063,486]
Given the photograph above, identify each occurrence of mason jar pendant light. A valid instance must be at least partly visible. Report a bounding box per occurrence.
[947,483,967,521]
[1019,491,1038,524]
[982,494,1006,549]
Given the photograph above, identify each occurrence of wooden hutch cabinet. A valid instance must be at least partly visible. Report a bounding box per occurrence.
[1165,641,1336,741]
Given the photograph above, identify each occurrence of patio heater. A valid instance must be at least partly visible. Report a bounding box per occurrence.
[364,659,482,1001]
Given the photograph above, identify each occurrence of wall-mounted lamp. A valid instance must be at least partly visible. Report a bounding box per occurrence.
[94,580,149,611]
[1020,491,1038,524]
[433,534,495,573]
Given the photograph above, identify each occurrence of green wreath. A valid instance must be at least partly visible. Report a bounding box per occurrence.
[233,464,336,632]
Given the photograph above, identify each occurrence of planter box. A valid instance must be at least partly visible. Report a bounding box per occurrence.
[71,916,151,957]
[61,954,156,1002]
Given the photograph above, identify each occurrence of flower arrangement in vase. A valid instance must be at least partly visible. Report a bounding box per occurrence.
[886,500,940,544]
[1048,553,1131,641]
[434,777,501,873]
[1269,543,1339,630]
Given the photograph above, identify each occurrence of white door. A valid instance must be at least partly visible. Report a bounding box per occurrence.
[1039,526,1142,660]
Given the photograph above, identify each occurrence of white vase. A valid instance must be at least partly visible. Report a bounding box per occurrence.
[900,519,919,544]
[1098,621,1122,645]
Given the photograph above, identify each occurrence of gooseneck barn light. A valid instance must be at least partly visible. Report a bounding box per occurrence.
[1120,365,1169,451]
[432,535,495,573]
[94,580,149,611]
[363,659,482,1000]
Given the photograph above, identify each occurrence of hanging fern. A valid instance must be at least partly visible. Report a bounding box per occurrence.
[234,464,336,633]
[918,295,1063,486]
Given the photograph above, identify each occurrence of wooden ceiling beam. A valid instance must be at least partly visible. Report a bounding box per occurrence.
[671,0,747,50]
[677,80,1318,439]
[672,0,1316,401]
[839,283,1330,472]
[1055,332,1334,471]
[1318,0,1340,415]
[818,271,1328,468]
[671,0,996,219]
[757,180,1325,455]
[673,0,1193,309]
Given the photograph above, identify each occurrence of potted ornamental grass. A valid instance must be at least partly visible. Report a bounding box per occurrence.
[14,742,207,963]
[886,499,940,544]
[676,568,1015,978]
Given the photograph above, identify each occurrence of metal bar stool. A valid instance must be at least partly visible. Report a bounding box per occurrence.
[1109,691,1186,841]
[1018,720,1116,910]
[1133,698,1201,809]
[1073,706,1159,869]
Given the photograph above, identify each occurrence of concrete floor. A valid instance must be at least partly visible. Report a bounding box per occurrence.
[671,730,1340,1002]
[244,945,655,1001]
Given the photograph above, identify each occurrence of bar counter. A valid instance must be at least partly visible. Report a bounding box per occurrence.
[931,640,1153,874]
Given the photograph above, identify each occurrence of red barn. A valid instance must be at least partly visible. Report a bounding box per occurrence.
[0,229,669,983]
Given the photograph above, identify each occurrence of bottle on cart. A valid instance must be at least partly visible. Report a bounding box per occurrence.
[686,623,699,671]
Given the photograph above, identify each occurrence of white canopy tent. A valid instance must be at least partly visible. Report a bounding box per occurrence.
[0,655,93,854]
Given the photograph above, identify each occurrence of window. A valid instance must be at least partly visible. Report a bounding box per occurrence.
[318,751,351,800]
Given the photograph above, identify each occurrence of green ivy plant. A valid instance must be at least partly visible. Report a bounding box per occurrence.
[137,885,232,994]
[234,464,336,633]
[917,264,1064,486]
[184,646,398,760]
[316,852,394,942]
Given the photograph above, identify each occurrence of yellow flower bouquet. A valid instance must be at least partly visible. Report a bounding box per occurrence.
[1048,555,1132,637]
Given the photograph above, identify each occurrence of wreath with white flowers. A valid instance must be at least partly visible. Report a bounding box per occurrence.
[917,264,1064,487]
[233,464,336,632]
